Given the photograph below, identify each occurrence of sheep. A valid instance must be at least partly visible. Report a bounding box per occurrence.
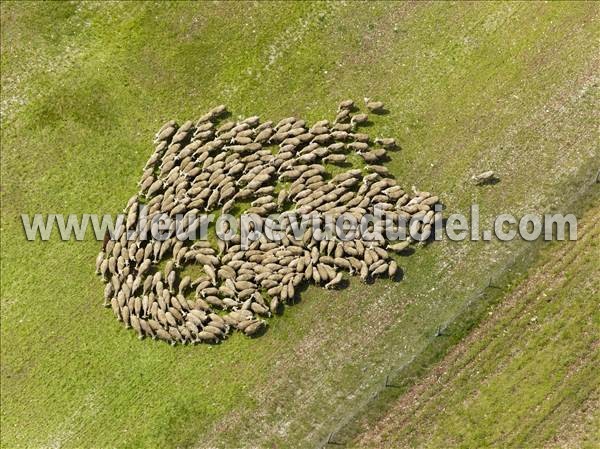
[325,272,343,289]
[205,296,225,308]
[350,113,368,126]
[147,179,163,198]
[243,320,265,337]
[364,97,385,112]
[337,99,355,111]
[374,137,397,149]
[155,328,174,344]
[334,109,351,124]
[371,263,389,277]
[323,154,346,165]
[155,125,177,143]
[139,318,154,338]
[387,241,411,253]
[121,306,131,328]
[130,315,143,339]
[365,165,390,176]
[348,142,369,152]
[217,121,235,135]
[207,104,227,119]
[99,102,442,345]
[204,325,224,338]
[168,326,184,344]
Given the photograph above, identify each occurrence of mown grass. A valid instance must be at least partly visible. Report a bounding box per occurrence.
[352,203,600,449]
[1,2,599,448]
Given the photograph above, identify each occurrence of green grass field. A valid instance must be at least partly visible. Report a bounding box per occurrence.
[352,204,600,449]
[1,2,598,448]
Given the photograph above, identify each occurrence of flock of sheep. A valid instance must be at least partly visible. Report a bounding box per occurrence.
[95,99,441,345]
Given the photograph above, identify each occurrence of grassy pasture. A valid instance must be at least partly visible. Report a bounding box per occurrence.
[352,204,600,449]
[1,2,598,448]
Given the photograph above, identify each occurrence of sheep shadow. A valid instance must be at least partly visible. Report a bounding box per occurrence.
[482,176,501,186]
[325,160,354,169]
[371,108,390,116]
[356,120,375,129]
[390,266,404,282]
